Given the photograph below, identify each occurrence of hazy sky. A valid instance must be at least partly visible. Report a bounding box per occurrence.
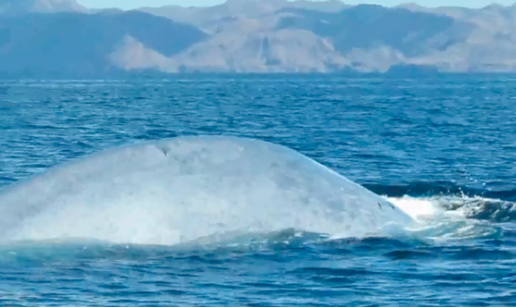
[76,0,515,10]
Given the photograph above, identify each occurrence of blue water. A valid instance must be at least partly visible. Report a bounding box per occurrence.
[0,75,515,306]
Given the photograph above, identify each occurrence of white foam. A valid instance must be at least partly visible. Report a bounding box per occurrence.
[385,195,502,240]
[386,196,440,221]
[0,136,415,245]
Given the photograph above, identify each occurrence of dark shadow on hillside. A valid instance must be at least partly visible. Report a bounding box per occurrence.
[0,11,207,77]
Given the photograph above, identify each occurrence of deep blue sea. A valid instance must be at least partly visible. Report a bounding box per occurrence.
[0,75,515,306]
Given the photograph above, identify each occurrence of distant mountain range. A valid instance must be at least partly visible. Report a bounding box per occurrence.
[0,0,515,77]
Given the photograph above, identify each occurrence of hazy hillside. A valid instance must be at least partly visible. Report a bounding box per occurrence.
[0,0,515,76]
[0,10,207,77]
[140,0,348,33]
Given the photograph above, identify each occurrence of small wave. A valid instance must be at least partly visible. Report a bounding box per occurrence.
[365,182,516,202]
[0,229,329,263]
[387,195,516,223]
[0,226,511,266]
[377,194,510,243]
[366,182,516,240]
[438,196,516,222]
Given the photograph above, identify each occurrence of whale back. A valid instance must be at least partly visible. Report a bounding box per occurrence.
[0,136,413,245]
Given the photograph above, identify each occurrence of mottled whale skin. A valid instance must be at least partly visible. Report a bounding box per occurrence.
[0,136,414,245]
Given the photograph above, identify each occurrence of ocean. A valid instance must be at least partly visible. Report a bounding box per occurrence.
[0,75,515,306]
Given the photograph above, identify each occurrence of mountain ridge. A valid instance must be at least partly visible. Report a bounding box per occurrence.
[0,0,515,76]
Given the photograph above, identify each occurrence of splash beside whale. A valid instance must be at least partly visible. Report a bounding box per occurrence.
[0,136,415,245]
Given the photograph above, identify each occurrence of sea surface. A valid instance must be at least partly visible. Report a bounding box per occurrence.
[0,75,515,306]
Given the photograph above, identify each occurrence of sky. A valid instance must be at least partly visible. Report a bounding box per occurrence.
[77,0,516,10]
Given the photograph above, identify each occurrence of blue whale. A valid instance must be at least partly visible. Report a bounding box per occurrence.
[0,136,414,245]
